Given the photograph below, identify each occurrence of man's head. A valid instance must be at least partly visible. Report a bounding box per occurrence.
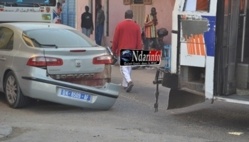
[151,7,157,15]
[85,6,89,12]
[97,4,102,10]
[125,10,133,19]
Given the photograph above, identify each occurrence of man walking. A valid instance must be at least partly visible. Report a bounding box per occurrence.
[95,4,105,45]
[112,10,142,92]
[81,6,93,37]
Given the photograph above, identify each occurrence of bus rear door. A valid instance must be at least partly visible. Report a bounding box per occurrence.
[214,0,249,105]
[162,0,218,109]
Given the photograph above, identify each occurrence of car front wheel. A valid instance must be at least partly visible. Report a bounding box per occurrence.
[4,71,29,108]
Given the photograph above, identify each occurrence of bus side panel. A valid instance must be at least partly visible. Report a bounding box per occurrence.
[162,0,218,109]
[170,0,182,74]
[203,16,216,99]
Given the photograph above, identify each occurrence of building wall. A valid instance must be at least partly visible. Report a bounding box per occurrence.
[74,0,175,47]
[105,0,130,46]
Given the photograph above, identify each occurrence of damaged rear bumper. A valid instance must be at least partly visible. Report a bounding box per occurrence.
[22,76,121,110]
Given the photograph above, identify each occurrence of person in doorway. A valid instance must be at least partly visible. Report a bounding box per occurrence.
[143,7,158,69]
[56,2,62,16]
[144,7,158,50]
[62,0,65,8]
[81,6,94,37]
[95,4,105,45]
[53,2,62,24]
[112,10,142,93]
[61,0,66,24]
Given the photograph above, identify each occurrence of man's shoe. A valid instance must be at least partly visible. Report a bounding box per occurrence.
[126,81,134,92]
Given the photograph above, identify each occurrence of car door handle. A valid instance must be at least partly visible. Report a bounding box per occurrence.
[0,57,6,61]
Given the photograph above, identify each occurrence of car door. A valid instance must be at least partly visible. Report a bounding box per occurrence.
[0,27,14,91]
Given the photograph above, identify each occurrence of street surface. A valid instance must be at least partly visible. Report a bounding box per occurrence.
[0,65,249,142]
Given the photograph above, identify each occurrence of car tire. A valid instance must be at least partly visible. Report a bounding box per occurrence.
[4,71,29,108]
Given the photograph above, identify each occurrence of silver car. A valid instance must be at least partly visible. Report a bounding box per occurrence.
[0,22,120,110]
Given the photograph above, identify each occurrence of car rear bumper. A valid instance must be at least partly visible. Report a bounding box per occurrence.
[21,76,121,110]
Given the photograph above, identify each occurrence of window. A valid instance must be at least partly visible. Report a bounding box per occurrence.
[0,27,14,50]
[123,0,152,5]
[133,0,143,4]
[184,0,210,12]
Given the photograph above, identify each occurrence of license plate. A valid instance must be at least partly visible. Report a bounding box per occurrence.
[58,88,92,102]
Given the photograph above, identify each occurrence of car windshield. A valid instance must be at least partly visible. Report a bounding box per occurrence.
[22,28,97,48]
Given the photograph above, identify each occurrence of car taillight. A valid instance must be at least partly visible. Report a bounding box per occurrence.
[93,55,112,64]
[27,56,63,67]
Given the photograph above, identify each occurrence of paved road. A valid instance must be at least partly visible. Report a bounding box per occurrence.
[0,66,249,142]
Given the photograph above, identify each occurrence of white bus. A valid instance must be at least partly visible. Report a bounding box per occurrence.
[154,0,249,110]
[0,0,62,23]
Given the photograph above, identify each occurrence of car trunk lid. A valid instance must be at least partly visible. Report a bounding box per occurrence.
[42,47,109,75]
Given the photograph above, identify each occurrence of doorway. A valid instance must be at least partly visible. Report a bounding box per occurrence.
[95,0,101,20]
[215,0,249,98]
[131,4,145,28]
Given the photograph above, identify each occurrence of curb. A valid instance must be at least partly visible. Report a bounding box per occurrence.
[0,124,12,139]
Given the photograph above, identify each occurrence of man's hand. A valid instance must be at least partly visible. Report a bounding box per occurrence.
[145,20,154,27]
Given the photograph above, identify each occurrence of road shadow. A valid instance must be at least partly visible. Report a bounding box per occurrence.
[167,102,249,132]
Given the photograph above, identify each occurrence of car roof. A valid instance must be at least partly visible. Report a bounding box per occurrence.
[0,22,76,31]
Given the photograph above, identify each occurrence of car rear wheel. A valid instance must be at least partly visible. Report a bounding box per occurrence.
[4,71,29,108]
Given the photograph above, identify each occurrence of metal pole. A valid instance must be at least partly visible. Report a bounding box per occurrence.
[241,0,248,63]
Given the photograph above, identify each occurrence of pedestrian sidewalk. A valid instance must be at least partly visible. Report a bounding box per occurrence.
[0,124,12,139]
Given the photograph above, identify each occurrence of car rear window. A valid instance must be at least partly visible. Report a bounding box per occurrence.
[22,28,97,48]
